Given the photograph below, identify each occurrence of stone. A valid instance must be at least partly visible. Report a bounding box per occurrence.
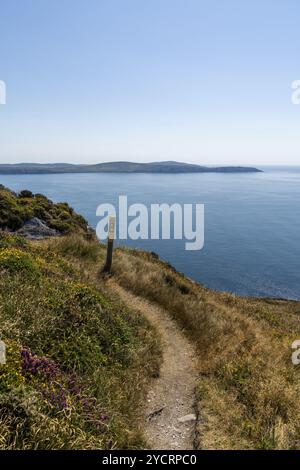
[18,217,60,240]
[178,414,197,423]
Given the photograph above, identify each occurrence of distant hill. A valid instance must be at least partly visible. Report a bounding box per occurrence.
[0,161,262,174]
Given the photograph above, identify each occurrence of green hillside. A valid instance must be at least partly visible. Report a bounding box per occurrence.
[0,189,299,450]
[0,232,160,449]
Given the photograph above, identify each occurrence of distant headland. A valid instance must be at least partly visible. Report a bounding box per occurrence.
[0,161,262,174]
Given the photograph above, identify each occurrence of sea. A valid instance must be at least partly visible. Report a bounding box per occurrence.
[1,166,300,300]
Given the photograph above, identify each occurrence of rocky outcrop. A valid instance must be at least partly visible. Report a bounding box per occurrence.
[17,217,60,240]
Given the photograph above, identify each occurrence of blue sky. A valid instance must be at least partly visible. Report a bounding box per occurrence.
[0,0,299,165]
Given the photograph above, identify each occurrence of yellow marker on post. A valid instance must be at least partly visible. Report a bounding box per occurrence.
[108,216,116,241]
[103,216,116,273]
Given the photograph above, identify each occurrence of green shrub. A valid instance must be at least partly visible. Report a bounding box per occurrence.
[18,190,34,199]
[0,232,27,249]
[54,235,100,261]
[0,248,40,277]
[0,235,160,449]
[0,186,88,235]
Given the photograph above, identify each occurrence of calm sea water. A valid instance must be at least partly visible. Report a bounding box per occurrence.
[1,167,300,300]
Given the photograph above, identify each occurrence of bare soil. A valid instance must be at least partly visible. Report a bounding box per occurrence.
[110,282,199,450]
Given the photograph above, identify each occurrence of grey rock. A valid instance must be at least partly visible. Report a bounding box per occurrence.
[177,414,197,423]
[18,217,60,239]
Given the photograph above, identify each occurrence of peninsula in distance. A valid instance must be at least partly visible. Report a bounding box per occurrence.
[0,161,262,174]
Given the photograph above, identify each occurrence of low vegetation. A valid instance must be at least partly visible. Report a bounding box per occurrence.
[0,232,160,449]
[0,194,300,449]
[111,248,300,450]
[0,185,87,233]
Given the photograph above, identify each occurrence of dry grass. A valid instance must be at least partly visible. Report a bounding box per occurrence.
[2,232,300,450]
[0,234,161,449]
[110,247,300,449]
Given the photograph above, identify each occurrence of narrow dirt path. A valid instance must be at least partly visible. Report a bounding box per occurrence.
[110,282,199,450]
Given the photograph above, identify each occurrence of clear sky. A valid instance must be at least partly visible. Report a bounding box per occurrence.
[0,0,299,166]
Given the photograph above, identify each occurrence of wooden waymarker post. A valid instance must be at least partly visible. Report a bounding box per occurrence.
[102,216,116,274]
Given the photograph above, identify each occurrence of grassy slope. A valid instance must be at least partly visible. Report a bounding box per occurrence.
[0,233,160,449]
[0,185,88,233]
[111,247,300,450]
[1,229,300,449]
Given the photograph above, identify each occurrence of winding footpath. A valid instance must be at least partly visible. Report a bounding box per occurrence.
[111,282,199,450]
